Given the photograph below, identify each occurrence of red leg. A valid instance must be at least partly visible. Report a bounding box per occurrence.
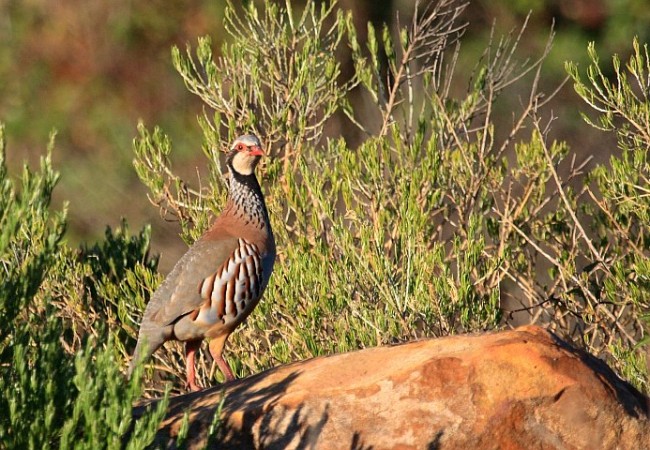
[215,355,235,382]
[185,340,202,392]
[209,335,235,382]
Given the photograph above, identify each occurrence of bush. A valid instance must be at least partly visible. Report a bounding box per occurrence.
[0,124,168,448]
[567,37,650,389]
[135,0,647,394]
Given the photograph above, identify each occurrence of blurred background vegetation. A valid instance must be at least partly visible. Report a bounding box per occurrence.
[1,0,649,272]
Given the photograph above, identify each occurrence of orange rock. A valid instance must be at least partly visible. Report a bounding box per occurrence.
[136,326,649,449]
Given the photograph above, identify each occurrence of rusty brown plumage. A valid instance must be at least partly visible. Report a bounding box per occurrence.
[128,134,275,391]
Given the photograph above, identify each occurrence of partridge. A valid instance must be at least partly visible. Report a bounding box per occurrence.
[128,134,275,391]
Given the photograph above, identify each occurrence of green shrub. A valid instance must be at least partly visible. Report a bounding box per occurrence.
[567,37,650,390]
[0,125,168,448]
[134,0,647,394]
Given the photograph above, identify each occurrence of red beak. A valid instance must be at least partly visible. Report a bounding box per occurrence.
[249,145,264,156]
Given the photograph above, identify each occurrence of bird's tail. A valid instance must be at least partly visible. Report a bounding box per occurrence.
[127,328,165,379]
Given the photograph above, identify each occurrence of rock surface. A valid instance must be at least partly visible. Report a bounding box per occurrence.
[135,326,649,449]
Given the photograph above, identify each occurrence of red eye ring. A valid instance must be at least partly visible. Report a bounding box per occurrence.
[237,144,244,151]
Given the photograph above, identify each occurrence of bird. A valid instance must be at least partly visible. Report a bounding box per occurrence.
[128,134,276,391]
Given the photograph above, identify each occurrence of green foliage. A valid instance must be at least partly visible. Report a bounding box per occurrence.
[610,340,648,394]
[59,335,169,450]
[134,123,216,244]
[0,124,70,448]
[0,125,167,447]
[0,125,64,345]
[172,0,352,155]
[128,1,648,396]
[136,0,356,244]
[567,37,650,391]
[132,0,647,398]
[77,221,161,359]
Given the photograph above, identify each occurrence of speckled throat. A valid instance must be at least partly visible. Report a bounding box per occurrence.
[226,166,271,231]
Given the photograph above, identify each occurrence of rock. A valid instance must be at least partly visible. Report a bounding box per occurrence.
[134,326,649,449]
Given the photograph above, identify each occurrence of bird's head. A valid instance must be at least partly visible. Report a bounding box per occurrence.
[226,134,264,176]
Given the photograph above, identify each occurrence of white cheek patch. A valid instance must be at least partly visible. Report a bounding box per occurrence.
[231,152,255,175]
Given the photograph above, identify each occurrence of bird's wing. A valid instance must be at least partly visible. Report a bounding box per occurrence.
[142,237,240,327]
[192,238,264,326]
